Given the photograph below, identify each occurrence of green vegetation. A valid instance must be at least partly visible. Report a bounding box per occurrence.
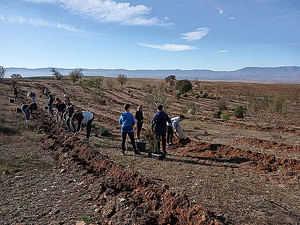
[175,80,192,94]
[213,110,222,119]
[69,68,84,83]
[234,105,247,118]
[221,113,230,121]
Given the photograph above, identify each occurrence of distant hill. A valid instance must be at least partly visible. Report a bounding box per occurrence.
[5,66,300,83]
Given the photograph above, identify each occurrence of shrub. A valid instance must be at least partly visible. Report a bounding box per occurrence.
[216,98,227,110]
[175,80,192,94]
[213,110,222,119]
[99,127,111,136]
[117,74,127,87]
[11,74,22,79]
[69,69,84,83]
[202,93,208,98]
[221,113,230,121]
[234,106,247,118]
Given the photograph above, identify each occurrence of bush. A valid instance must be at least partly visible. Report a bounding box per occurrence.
[221,113,230,121]
[213,110,222,119]
[69,69,84,83]
[117,74,127,87]
[11,74,22,79]
[202,93,208,98]
[216,98,227,110]
[234,106,247,118]
[175,80,192,94]
[165,75,176,86]
[98,127,111,136]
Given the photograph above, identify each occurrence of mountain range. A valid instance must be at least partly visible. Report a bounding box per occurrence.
[5,66,300,83]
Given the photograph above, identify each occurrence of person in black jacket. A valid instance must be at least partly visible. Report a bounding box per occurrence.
[135,105,144,142]
[151,105,171,155]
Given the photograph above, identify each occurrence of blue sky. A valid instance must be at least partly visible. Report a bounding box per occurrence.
[0,0,299,70]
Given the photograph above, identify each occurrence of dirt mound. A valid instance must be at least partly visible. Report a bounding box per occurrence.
[34,110,226,224]
[170,140,300,177]
[235,137,300,153]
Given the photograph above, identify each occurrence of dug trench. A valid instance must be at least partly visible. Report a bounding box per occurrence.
[34,109,227,224]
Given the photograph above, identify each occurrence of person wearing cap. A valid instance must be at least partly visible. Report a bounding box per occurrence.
[72,111,94,143]
[27,92,36,103]
[151,105,171,155]
[48,92,54,119]
[119,104,141,155]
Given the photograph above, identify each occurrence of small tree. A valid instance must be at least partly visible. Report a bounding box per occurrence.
[50,68,63,80]
[175,80,192,94]
[11,74,22,79]
[0,66,5,80]
[69,68,84,83]
[89,77,103,95]
[117,74,127,87]
[165,75,176,86]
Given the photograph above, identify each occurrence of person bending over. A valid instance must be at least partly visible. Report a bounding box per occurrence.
[72,111,94,143]
[21,102,37,122]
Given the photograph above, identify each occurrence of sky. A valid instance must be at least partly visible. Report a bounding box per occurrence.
[0,0,300,70]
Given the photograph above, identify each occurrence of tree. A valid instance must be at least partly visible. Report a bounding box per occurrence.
[89,77,103,95]
[11,74,22,79]
[69,68,84,83]
[50,68,63,80]
[117,74,127,87]
[0,66,5,80]
[175,80,192,94]
[165,75,176,86]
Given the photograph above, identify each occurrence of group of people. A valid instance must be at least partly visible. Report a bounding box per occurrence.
[17,86,187,156]
[119,103,187,156]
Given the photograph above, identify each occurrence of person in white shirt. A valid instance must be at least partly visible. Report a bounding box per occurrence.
[72,111,94,143]
[167,115,186,145]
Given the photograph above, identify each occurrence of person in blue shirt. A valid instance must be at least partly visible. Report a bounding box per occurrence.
[151,104,171,155]
[119,104,141,155]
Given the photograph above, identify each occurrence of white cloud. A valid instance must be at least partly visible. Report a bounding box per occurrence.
[139,43,196,51]
[26,0,170,26]
[218,50,228,53]
[0,14,79,32]
[217,8,224,15]
[229,17,235,20]
[182,27,209,41]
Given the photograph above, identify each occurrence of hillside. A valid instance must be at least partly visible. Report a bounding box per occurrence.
[1,78,300,224]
